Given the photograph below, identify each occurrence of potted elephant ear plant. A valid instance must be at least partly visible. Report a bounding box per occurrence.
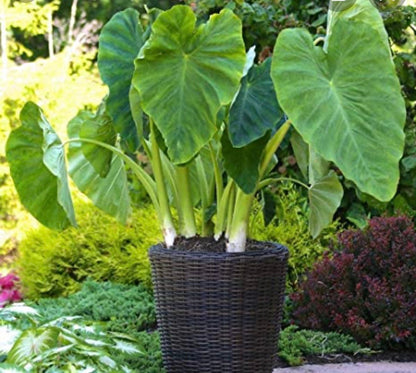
[6,0,405,372]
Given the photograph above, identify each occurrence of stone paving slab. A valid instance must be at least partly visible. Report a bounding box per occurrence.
[273,362,416,373]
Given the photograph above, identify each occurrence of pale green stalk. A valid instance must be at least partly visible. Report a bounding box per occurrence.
[226,121,292,252]
[175,165,197,238]
[149,120,177,246]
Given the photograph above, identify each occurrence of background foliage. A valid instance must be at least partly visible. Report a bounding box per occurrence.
[17,202,160,299]
[292,216,416,350]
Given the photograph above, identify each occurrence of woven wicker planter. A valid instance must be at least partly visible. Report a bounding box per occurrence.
[149,241,289,373]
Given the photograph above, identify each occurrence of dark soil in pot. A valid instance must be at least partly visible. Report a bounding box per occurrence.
[149,238,289,373]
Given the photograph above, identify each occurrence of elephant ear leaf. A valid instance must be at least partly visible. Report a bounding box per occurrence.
[229,58,283,147]
[134,5,246,164]
[6,102,76,230]
[98,8,145,152]
[222,130,269,194]
[308,171,343,238]
[67,111,131,225]
[79,100,117,178]
[272,19,406,202]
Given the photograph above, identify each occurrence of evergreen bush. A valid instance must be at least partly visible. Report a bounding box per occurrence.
[292,216,416,349]
[17,202,161,299]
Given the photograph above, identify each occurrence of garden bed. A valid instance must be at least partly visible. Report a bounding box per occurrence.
[275,351,416,368]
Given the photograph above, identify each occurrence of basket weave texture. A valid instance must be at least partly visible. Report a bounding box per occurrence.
[149,241,289,373]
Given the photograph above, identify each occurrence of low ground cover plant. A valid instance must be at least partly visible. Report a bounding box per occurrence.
[0,281,164,372]
[17,202,160,299]
[33,280,156,336]
[0,303,144,372]
[292,216,416,349]
[278,325,372,366]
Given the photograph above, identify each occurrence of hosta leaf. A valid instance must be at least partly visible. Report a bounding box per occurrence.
[272,20,405,202]
[79,101,117,178]
[222,130,269,194]
[0,364,27,373]
[0,326,21,355]
[308,171,343,238]
[6,102,76,230]
[97,9,145,152]
[6,327,60,365]
[134,5,246,164]
[67,111,131,224]
[229,58,283,147]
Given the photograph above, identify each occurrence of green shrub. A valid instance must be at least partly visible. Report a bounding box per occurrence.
[17,202,161,299]
[250,183,340,292]
[34,280,156,333]
[278,325,371,366]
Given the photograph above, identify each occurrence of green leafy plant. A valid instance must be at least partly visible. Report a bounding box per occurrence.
[30,280,164,372]
[6,0,405,253]
[0,303,144,372]
[17,202,160,299]
[278,325,372,366]
[250,183,339,292]
[33,280,156,335]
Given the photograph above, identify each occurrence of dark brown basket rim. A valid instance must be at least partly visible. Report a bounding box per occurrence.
[149,241,289,261]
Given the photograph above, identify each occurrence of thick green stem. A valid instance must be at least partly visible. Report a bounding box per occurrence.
[195,156,210,236]
[226,120,291,252]
[175,165,197,238]
[226,188,254,252]
[259,120,291,178]
[225,183,236,239]
[209,142,223,210]
[150,121,177,246]
[214,179,234,239]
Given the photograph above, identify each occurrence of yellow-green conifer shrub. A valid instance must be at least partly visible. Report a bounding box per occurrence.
[17,202,161,299]
[250,183,340,292]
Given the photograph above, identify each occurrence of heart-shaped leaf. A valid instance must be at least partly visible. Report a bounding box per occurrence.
[6,102,76,230]
[133,5,246,164]
[327,0,389,50]
[67,111,131,225]
[308,171,344,238]
[79,101,117,178]
[272,20,405,202]
[98,9,145,152]
[222,130,269,194]
[229,58,283,147]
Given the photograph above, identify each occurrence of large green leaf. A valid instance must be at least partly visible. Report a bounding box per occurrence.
[133,5,246,164]
[97,9,145,152]
[229,58,283,147]
[6,327,59,365]
[79,101,116,178]
[67,111,131,225]
[308,171,344,238]
[327,0,389,50]
[222,130,269,194]
[6,102,76,230]
[272,21,405,202]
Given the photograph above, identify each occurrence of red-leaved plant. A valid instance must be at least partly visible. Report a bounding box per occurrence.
[291,216,416,349]
[0,273,22,307]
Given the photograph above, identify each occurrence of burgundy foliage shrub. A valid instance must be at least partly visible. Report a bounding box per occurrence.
[291,216,416,349]
[0,272,22,307]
